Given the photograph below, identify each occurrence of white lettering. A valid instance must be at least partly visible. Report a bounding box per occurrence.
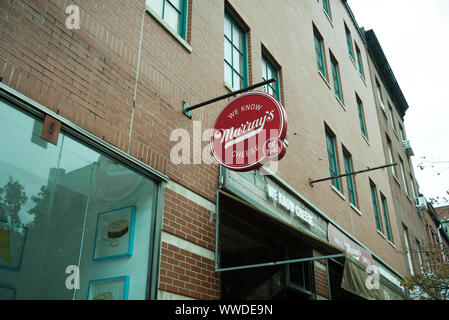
[65,5,80,30]
[267,185,315,227]
[170,128,190,165]
[65,265,80,290]
[365,265,380,290]
[175,304,209,318]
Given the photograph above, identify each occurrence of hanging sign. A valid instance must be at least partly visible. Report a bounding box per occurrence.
[210,91,287,172]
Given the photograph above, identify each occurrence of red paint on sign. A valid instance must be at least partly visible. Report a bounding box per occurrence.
[210,91,287,172]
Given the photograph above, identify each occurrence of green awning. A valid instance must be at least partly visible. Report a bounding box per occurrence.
[341,253,407,300]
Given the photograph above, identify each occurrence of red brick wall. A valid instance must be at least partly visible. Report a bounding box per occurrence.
[159,241,220,300]
[159,188,219,299]
[163,188,216,251]
[315,266,329,299]
[0,0,220,203]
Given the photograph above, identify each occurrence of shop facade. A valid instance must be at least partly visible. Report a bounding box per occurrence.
[0,0,423,301]
[0,83,407,300]
[216,167,407,300]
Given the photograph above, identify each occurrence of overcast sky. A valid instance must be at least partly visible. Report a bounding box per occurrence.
[347,0,449,207]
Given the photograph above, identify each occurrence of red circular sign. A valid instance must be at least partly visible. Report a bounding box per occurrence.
[210,91,287,172]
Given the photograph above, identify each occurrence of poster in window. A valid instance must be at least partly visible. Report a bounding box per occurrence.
[87,276,129,300]
[93,206,135,261]
[0,221,27,271]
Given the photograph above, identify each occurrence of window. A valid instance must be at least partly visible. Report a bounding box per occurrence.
[343,149,356,207]
[224,13,247,91]
[416,239,424,273]
[325,129,340,191]
[345,24,354,60]
[380,194,393,242]
[399,157,409,195]
[399,124,405,142]
[356,95,367,138]
[355,43,364,78]
[403,226,414,275]
[410,174,416,199]
[314,27,327,79]
[376,79,385,112]
[147,0,188,39]
[386,136,396,177]
[370,181,383,233]
[262,54,280,100]
[388,103,397,132]
[0,98,159,299]
[323,0,331,19]
[330,53,343,102]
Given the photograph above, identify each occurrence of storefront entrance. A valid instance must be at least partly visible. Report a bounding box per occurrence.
[219,194,318,300]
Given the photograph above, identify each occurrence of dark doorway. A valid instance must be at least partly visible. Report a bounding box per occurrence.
[219,194,316,300]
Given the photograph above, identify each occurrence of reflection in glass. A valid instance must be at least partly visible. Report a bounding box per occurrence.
[0,99,157,300]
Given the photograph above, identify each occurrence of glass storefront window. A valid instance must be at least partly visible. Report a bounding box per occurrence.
[0,99,158,300]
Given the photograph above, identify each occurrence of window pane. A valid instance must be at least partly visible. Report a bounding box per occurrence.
[344,152,356,206]
[314,34,325,77]
[233,48,241,74]
[323,0,330,15]
[225,14,246,90]
[262,57,280,100]
[262,60,267,79]
[149,0,163,17]
[357,49,364,76]
[224,61,232,87]
[387,142,396,176]
[403,228,414,275]
[164,3,180,33]
[167,0,180,10]
[232,25,242,50]
[233,71,242,90]
[346,29,354,58]
[224,16,232,40]
[400,160,409,195]
[224,39,232,64]
[371,184,382,232]
[382,197,392,242]
[410,175,416,199]
[331,60,341,100]
[357,100,367,136]
[326,132,339,190]
[267,65,273,81]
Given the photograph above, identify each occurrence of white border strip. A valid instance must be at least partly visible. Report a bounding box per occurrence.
[166,180,215,212]
[161,231,214,260]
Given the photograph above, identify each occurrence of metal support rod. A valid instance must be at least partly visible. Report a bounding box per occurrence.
[216,254,344,273]
[183,78,275,118]
[309,163,397,187]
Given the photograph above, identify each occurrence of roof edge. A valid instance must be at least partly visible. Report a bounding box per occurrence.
[365,29,409,119]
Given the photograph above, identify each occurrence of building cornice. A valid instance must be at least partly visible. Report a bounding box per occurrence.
[365,29,409,119]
